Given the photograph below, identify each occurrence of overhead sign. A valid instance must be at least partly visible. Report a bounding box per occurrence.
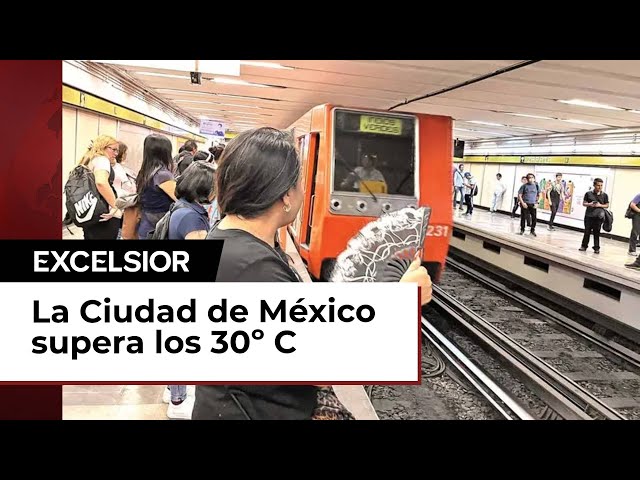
[200,119,226,137]
[359,115,402,136]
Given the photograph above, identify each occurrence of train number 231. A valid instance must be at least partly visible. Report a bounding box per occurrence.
[426,225,450,237]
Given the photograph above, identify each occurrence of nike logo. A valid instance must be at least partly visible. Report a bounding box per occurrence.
[74,192,98,223]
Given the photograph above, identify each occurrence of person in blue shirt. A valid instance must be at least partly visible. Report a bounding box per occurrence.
[162,161,216,419]
[168,161,216,241]
[517,173,541,237]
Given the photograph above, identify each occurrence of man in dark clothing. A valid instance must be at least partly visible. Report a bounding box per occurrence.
[548,172,565,230]
[579,178,609,254]
[173,140,198,175]
[517,173,540,237]
[626,192,640,257]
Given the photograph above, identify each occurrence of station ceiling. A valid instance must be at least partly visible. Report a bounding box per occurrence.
[82,60,640,141]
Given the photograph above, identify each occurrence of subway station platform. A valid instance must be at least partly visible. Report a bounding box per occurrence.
[450,208,640,340]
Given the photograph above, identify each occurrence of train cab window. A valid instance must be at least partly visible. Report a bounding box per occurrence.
[332,110,416,197]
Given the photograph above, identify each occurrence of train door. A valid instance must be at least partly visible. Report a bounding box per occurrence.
[290,132,319,257]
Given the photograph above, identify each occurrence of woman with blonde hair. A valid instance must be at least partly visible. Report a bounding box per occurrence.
[77,134,121,240]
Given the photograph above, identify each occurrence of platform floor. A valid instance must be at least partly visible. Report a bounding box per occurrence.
[454,208,639,288]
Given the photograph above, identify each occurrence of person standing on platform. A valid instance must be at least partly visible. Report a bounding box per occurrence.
[626,192,640,257]
[490,173,507,213]
[547,173,565,231]
[579,178,609,254]
[463,172,477,216]
[453,163,465,211]
[512,176,530,228]
[517,173,540,237]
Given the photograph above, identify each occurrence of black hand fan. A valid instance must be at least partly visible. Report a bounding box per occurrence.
[328,206,432,283]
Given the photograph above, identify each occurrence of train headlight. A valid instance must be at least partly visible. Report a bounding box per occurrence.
[357,200,367,212]
[331,198,342,211]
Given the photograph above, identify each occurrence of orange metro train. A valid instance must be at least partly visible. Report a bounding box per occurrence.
[282,103,454,282]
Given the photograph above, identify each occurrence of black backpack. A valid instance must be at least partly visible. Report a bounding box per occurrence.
[64,165,110,228]
[148,202,189,240]
[473,184,479,196]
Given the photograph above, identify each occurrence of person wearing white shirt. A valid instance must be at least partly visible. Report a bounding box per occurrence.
[463,172,477,216]
[453,163,465,210]
[490,173,507,213]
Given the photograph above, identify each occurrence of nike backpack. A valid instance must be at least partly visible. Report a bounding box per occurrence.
[64,164,111,228]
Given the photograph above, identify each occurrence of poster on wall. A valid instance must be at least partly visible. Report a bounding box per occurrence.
[200,119,226,138]
[534,166,610,227]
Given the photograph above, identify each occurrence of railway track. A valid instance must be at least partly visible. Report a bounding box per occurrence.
[428,256,640,420]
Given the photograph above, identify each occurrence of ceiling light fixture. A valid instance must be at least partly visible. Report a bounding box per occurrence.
[561,119,608,127]
[156,88,281,102]
[504,112,555,120]
[467,120,506,127]
[175,100,262,109]
[510,126,550,133]
[134,72,189,80]
[556,99,624,111]
[211,77,269,88]
[241,61,294,70]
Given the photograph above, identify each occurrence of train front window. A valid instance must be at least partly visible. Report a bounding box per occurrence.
[333,110,416,197]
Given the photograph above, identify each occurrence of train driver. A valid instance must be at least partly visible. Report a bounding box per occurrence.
[340,153,387,193]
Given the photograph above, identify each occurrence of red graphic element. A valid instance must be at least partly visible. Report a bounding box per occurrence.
[0,60,62,419]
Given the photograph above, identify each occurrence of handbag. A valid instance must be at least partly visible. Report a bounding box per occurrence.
[626,203,636,219]
[116,193,141,240]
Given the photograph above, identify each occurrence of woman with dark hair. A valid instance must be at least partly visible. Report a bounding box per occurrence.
[137,134,177,240]
[168,161,216,241]
[160,161,216,419]
[112,142,137,198]
[193,127,432,420]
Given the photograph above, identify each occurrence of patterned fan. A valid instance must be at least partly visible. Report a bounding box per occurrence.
[329,206,432,283]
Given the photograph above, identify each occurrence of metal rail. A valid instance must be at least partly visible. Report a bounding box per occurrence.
[432,285,626,420]
[421,317,535,420]
[446,257,640,371]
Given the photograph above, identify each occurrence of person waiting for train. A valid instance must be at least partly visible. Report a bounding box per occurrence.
[463,171,477,216]
[579,178,609,254]
[627,192,640,257]
[175,140,198,176]
[490,173,507,213]
[512,176,529,226]
[160,162,217,419]
[517,173,540,237]
[340,153,386,193]
[194,127,433,420]
[111,142,137,240]
[112,142,137,198]
[76,135,121,240]
[137,134,177,240]
[547,173,565,231]
[453,163,465,211]
[168,161,216,240]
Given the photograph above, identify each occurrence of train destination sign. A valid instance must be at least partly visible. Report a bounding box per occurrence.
[359,115,402,136]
